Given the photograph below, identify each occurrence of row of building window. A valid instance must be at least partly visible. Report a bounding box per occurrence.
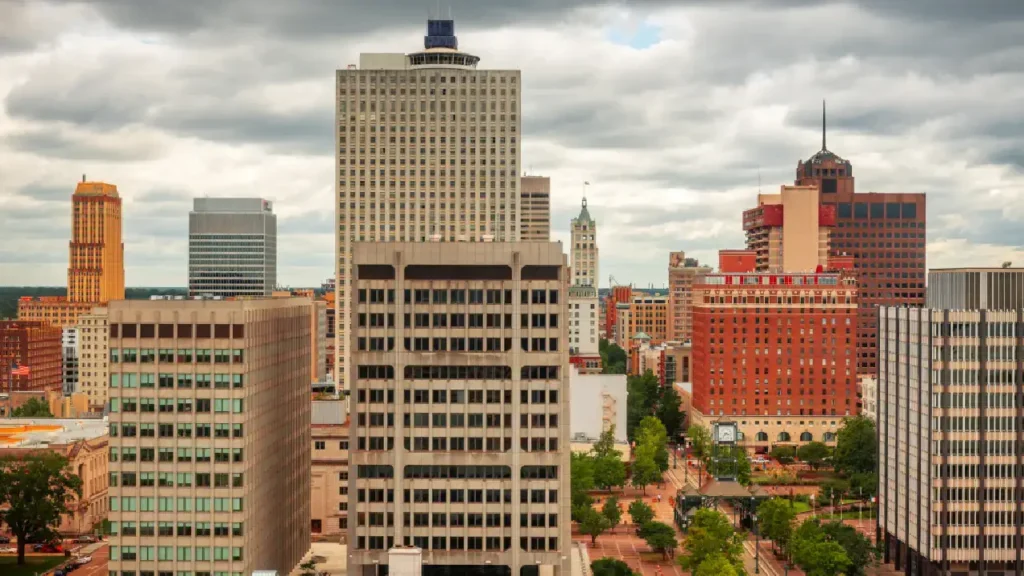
[111,349,243,363]
[109,398,243,414]
[353,436,560,453]
[356,535,557,552]
[111,422,243,439]
[110,324,244,339]
[109,521,242,537]
[356,412,559,429]
[356,511,557,529]
[934,463,1024,479]
[358,387,558,405]
[111,546,241,562]
[109,447,243,464]
[358,288,560,305]
[356,336,560,352]
[109,472,243,488]
[357,366,559,382]
[109,497,243,513]
[359,312,560,329]
[355,488,557,505]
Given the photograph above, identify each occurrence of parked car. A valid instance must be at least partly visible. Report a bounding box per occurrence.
[73,535,96,544]
[33,543,64,553]
[0,536,10,544]
[0,546,16,554]
[75,556,92,565]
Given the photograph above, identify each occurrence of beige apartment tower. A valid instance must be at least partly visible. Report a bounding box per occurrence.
[743,185,833,273]
[105,298,311,576]
[570,198,598,287]
[520,175,551,241]
[667,252,710,342]
[348,242,571,576]
[77,307,109,412]
[335,19,522,391]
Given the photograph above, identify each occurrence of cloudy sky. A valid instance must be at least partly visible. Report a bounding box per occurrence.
[2,0,1023,289]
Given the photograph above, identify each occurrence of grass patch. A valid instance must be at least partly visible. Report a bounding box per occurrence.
[0,555,68,576]
[786,500,812,514]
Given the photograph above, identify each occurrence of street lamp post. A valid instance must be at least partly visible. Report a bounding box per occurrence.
[750,496,760,574]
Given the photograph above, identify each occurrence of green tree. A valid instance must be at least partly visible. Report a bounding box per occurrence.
[818,478,850,506]
[631,442,661,494]
[677,509,746,574]
[770,445,796,465]
[593,425,618,458]
[298,559,319,576]
[602,496,622,533]
[639,520,679,559]
[706,446,751,486]
[571,451,596,522]
[821,520,876,576]
[695,553,740,576]
[600,339,628,374]
[637,416,670,473]
[833,416,877,476]
[757,498,796,553]
[849,471,878,502]
[655,386,684,439]
[579,506,612,545]
[790,519,852,576]
[594,453,627,491]
[11,397,53,418]
[797,441,831,470]
[0,452,83,565]
[626,371,660,441]
[628,499,655,528]
[735,447,752,486]
[686,424,713,485]
[591,558,637,576]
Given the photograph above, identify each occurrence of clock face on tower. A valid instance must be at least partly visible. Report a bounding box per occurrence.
[716,423,737,444]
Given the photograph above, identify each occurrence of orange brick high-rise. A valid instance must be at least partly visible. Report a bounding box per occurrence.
[795,103,926,374]
[690,264,858,451]
[18,178,125,328]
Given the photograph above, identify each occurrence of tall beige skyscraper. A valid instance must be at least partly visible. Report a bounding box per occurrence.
[334,19,522,389]
[570,197,598,287]
[520,175,551,241]
[105,298,312,576]
[348,242,571,576]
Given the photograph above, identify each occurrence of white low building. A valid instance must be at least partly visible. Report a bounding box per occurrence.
[568,285,599,355]
[569,365,627,443]
[859,375,877,422]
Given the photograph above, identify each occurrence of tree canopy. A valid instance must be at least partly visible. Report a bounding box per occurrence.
[796,441,831,470]
[677,509,746,574]
[602,496,622,532]
[790,519,852,576]
[11,397,53,418]
[579,506,612,544]
[600,339,627,374]
[833,416,877,476]
[628,499,655,527]
[770,445,796,465]
[640,521,679,559]
[591,558,637,576]
[626,371,660,441]
[757,498,796,553]
[0,452,83,564]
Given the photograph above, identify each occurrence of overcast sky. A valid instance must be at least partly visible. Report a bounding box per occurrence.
[2,0,1023,288]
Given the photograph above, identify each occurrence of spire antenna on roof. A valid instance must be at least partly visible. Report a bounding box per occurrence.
[822,99,827,151]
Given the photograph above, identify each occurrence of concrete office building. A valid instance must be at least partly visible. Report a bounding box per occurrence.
[743,185,835,273]
[927,267,1024,310]
[188,198,277,298]
[311,398,349,538]
[335,19,523,390]
[667,252,711,342]
[567,285,599,355]
[878,306,1024,575]
[62,328,79,395]
[78,307,109,412]
[19,179,125,328]
[521,176,551,241]
[348,242,570,576]
[796,104,926,374]
[105,298,311,576]
[570,198,598,288]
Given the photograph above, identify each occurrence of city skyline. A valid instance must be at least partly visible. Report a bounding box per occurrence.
[3,1,1024,289]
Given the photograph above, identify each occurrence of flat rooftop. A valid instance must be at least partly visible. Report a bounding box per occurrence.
[0,418,108,448]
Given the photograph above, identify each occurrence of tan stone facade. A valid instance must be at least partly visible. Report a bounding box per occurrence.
[348,242,571,576]
[105,298,311,576]
[521,176,551,241]
[311,401,349,539]
[335,26,522,393]
[78,307,109,412]
[667,252,710,343]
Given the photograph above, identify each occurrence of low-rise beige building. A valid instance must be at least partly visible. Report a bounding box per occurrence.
[106,298,312,576]
[311,398,349,540]
[0,418,109,535]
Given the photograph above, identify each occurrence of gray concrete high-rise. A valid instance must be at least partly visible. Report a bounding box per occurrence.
[189,198,277,298]
[348,242,571,576]
[334,18,522,390]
